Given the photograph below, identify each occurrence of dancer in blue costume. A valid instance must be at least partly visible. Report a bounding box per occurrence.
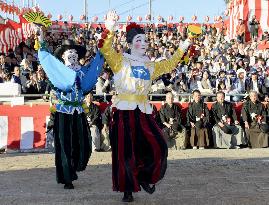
[36,27,104,189]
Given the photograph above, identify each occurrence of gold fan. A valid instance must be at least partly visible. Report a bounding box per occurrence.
[187,25,202,38]
[23,12,52,28]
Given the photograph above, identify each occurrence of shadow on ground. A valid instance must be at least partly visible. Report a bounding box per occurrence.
[1,153,269,205]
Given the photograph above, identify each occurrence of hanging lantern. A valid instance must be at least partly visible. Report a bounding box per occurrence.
[213,16,218,22]
[92,16,98,22]
[191,15,197,22]
[10,6,15,14]
[224,9,229,16]
[157,15,162,21]
[19,7,25,15]
[15,7,19,15]
[145,14,151,21]
[204,16,210,22]
[58,14,63,21]
[137,16,142,22]
[80,15,86,21]
[179,16,184,22]
[236,0,242,5]
[7,5,11,14]
[168,15,173,21]
[32,6,39,12]
[47,13,52,19]
[2,4,8,13]
[127,15,132,22]
[69,15,73,21]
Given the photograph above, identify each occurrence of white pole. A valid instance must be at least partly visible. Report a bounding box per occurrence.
[12,0,15,20]
[149,0,152,21]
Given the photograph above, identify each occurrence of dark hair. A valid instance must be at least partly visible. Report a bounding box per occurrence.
[127,27,145,43]
[192,89,201,95]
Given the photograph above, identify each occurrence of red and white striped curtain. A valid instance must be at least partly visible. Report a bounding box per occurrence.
[228,0,269,41]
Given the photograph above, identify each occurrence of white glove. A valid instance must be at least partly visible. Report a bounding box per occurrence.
[33,24,44,43]
[250,113,257,119]
[104,79,110,87]
[105,10,118,32]
[180,38,191,52]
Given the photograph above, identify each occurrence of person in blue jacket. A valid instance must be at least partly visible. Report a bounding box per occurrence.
[37,31,104,189]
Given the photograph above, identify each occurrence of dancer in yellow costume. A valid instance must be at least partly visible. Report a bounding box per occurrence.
[99,10,200,202]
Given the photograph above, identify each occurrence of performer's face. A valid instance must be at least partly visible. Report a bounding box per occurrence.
[131,34,148,56]
[62,49,78,66]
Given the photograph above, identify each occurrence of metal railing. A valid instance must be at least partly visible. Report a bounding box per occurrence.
[0,93,249,104]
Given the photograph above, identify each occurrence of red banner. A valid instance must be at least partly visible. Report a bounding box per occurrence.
[0,20,23,53]
[0,102,245,151]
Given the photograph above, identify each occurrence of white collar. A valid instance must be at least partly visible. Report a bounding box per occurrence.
[123,52,149,63]
[67,64,81,71]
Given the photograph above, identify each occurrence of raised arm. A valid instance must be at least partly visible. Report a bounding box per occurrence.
[151,40,191,81]
[81,51,104,93]
[38,49,76,92]
[99,32,122,73]
[99,10,122,74]
[36,26,76,92]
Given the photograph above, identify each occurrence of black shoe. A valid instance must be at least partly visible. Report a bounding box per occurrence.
[140,182,155,194]
[64,183,74,189]
[122,192,134,203]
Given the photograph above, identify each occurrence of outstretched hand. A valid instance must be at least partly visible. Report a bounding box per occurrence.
[105,10,118,32]
[33,24,45,43]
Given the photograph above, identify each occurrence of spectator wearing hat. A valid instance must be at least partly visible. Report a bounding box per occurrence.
[212,91,246,149]
[229,68,246,102]
[245,68,267,101]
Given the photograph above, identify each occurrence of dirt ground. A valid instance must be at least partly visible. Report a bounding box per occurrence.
[1,149,269,205]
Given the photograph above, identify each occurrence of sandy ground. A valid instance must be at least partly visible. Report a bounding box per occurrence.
[1,149,269,205]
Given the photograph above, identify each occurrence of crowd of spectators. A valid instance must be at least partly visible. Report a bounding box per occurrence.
[0,16,269,102]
